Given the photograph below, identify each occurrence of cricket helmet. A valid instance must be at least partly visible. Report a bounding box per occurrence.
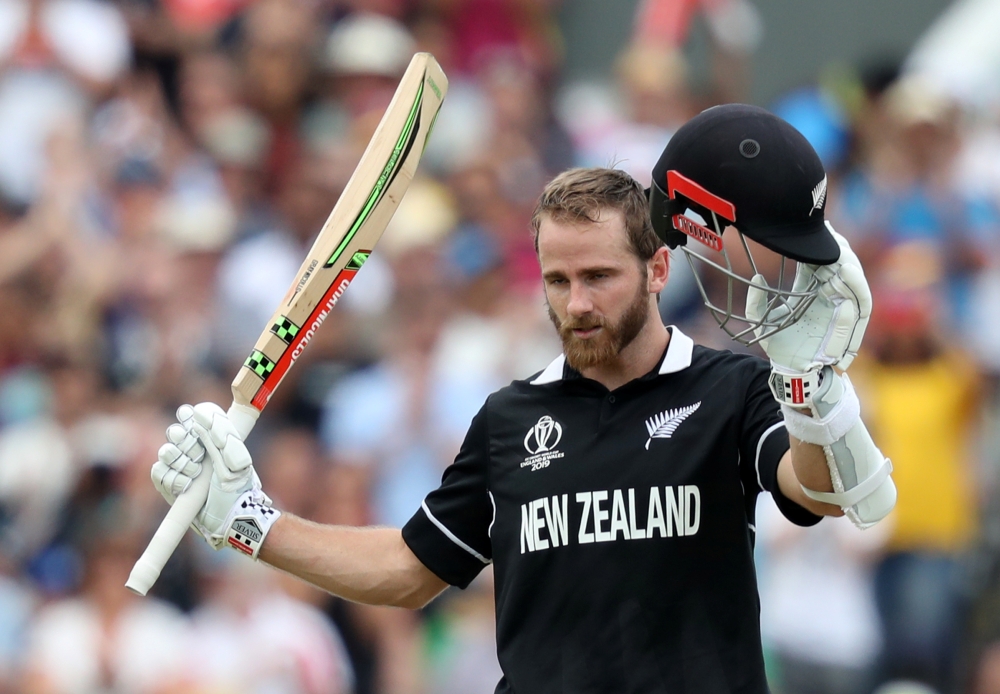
[648,103,839,344]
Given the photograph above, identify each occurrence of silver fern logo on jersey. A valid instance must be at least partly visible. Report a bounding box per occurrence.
[522,415,564,471]
[645,402,701,450]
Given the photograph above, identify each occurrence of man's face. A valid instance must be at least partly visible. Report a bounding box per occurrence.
[538,210,652,372]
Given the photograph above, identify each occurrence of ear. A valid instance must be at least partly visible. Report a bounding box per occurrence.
[648,246,670,294]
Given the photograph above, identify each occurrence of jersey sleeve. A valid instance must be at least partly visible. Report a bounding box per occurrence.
[739,358,822,527]
[401,403,493,588]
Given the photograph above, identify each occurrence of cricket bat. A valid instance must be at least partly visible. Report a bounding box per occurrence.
[126,53,448,595]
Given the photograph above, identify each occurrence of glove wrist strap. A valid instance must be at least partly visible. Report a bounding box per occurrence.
[768,365,824,407]
[224,491,281,559]
[779,368,861,446]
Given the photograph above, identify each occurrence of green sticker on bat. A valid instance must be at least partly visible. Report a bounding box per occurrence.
[346,251,370,271]
[245,350,275,377]
[270,317,300,344]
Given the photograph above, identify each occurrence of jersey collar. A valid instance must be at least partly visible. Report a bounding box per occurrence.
[529,325,695,385]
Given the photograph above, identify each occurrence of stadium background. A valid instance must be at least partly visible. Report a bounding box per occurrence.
[0,0,997,693]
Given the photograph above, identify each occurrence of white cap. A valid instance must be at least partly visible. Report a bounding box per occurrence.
[199,108,272,169]
[884,75,954,126]
[156,192,236,253]
[324,13,415,77]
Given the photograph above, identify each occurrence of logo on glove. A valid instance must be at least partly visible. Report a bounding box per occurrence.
[229,518,263,556]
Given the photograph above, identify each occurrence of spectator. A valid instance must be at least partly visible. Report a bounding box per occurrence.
[239,0,318,188]
[190,553,354,694]
[852,242,981,691]
[0,0,130,204]
[0,549,34,693]
[22,533,190,694]
[425,571,503,694]
[574,42,691,186]
[834,76,995,336]
[757,496,886,694]
[321,245,484,530]
[0,366,74,561]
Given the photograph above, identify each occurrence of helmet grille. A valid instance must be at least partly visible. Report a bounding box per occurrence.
[739,139,760,159]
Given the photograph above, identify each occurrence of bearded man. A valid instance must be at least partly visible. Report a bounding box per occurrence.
[151,106,895,694]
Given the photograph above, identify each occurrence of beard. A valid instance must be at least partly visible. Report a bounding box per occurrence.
[548,279,651,372]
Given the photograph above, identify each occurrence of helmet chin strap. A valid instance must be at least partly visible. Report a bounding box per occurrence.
[675,210,820,346]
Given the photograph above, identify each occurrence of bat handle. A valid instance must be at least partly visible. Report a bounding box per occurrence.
[125,457,211,595]
[126,400,259,595]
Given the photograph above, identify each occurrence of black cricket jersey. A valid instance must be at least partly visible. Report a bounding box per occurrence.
[402,326,821,694]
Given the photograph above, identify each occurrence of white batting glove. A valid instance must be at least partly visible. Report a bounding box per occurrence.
[151,405,203,505]
[151,403,280,557]
[746,224,871,376]
[151,406,215,539]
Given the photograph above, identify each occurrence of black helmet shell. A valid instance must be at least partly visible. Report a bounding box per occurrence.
[649,104,840,265]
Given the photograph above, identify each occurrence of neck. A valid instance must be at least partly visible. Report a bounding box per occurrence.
[580,308,670,391]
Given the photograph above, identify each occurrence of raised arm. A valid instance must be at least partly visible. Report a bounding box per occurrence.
[260,516,447,608]
[150,403,447,608]
[747,228,896,528]
[777,442,841,518]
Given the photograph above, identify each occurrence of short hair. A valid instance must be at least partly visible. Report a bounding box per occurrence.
[530,167,663,261]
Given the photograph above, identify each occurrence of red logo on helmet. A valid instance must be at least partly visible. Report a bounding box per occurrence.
[666,170,736,222]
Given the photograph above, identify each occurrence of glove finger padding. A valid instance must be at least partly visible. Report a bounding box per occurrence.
[811,264,867,369]
[191,419,253,492]
[790,259,818,294]
[746,273,792,348]
[745,273,769,329]
[834,261,871,369]
[811,273,856,364]
[824,226,870,369]
[151,460,182,503]
[156,440,202,478]
[165,423,205,463]
[193,404,252,467]
[152,439,203,503]
[744,273,791,352]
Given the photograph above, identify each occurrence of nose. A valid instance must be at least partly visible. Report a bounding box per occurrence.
[566,282,594,317]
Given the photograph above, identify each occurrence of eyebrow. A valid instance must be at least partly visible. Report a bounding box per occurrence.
[542,266,619,281]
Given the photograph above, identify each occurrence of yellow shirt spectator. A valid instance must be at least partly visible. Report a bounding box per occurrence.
[853,352,979,552]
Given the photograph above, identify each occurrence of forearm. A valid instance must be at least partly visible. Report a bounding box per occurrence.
[258,514,448,609]
[778,444,843,517]
[776,369,896,527]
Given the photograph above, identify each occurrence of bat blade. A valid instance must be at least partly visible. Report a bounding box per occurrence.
[126,53,448,596]
[234,52,447,410]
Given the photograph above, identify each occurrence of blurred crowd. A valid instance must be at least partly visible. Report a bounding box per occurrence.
[1,0,1000,693]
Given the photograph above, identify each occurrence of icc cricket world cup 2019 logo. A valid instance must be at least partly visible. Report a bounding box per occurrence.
[522,416,564,471]
[524,415,562,454]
